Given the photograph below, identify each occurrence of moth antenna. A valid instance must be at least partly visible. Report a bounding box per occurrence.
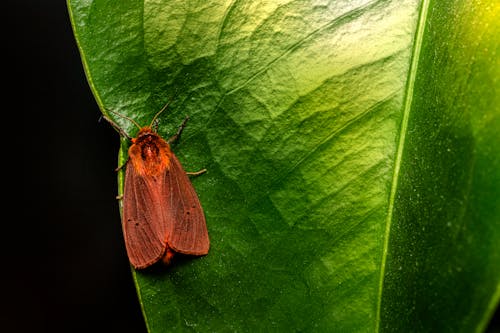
[101,114,132,139]
[107,109,142,130]
[149,98,173,129]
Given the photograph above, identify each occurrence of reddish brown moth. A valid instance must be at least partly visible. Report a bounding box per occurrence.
[104,106,209,269]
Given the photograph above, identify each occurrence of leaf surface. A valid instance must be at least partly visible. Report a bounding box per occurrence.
[68,0,499,331]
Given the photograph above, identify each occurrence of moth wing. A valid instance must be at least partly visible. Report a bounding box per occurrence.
[122,162,169,269]
[164,154,209,255]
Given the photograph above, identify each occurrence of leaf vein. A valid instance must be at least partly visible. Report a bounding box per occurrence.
[375,0,430,331]
[224,0,385,97]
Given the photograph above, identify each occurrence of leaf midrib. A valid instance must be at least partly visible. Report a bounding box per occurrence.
[374,0,430,331]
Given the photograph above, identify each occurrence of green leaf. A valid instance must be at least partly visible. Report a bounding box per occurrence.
[68,0,499,331]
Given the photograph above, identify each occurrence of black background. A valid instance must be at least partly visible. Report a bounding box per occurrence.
[9,1,499,332]
[12,1,145,332]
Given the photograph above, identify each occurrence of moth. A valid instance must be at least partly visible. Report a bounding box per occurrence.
[104,106,209,269]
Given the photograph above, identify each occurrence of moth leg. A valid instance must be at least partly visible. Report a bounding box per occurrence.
[186,168,207,177]
[115,157,129,172]
[168,115,190,144]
